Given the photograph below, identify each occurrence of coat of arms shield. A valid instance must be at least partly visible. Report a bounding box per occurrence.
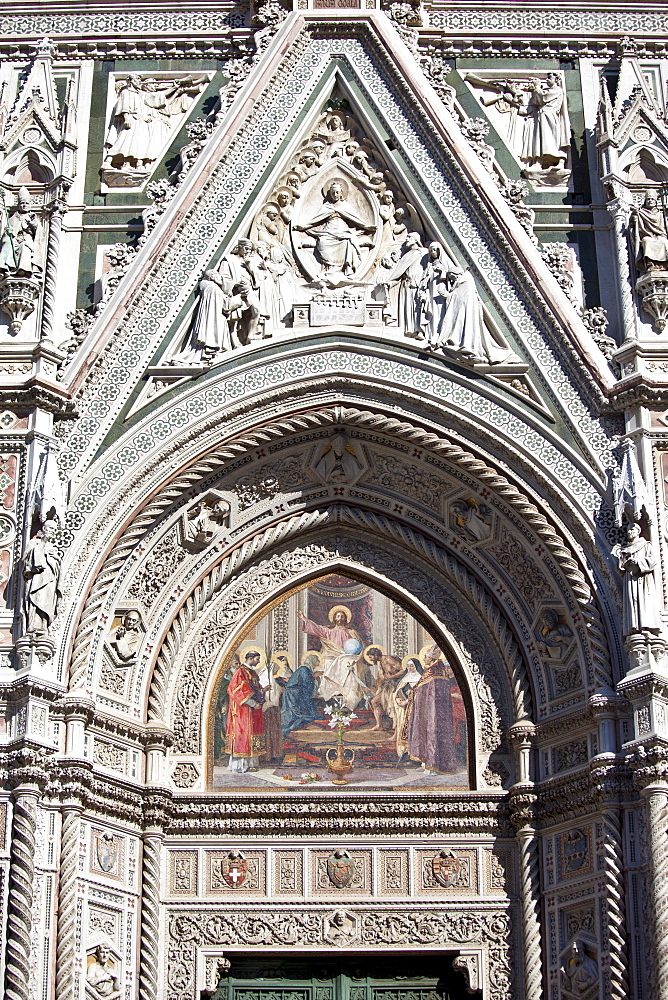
[96,834,118,874]
[219,851,248,888]
[431,850,461,888]
[326,850,355,889]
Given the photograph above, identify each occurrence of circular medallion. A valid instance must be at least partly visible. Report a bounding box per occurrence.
[22,127,42,145]
[633,125,653,143]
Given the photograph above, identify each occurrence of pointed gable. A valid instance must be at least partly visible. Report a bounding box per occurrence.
[56,11,615,487]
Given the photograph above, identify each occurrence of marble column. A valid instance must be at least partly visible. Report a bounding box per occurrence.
[4,785,39,1000]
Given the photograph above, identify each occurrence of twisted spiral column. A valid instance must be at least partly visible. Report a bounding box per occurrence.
[139,833,163,1000]
[4,787,38,1000]
[600,807,630,1000]
[55,805,82,1000]
[643,785,668,995]
[40,199,65,343]
[516,827,542,999]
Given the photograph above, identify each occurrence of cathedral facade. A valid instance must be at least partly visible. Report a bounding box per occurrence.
[0,2,667,998]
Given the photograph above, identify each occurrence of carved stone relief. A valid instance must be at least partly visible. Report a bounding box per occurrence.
[463,70,571,186]
[90,829,124,880]
[86,939,122,1000]
[101,73,208,188]
[314,851,370,894]
[449,496,493,542]
[534,608,574,661]
[417,849,477,894]
[168,103,520,369]
[179,493,231,552]
[560,936,599,999]
[166,908,513,1000]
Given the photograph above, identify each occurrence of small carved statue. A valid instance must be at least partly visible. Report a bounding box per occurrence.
[535,609,573,659]
[86,944,121,1000]
[421,244,519,364]
[0,187,43,277]
[613,522,662,635]
[560,938,598,997]
[172,269,246,364]
[385,232,428,334]
[103,74,205,175]
[22,519,61,636]
[109,611,142,663]
[630,192,668,272]
[519,72,570,174]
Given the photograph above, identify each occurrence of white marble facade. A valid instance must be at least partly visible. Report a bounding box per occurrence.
[0,5,668,1000]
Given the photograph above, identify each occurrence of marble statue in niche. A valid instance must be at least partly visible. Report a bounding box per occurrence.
[464,70,571,186]
[102,73,207,187]
[0,187,44,278]
[612,521,662,635]
[169,102,519,369]
[22,518,61,636]
[86,941,121,1000]
[630,191,668,272]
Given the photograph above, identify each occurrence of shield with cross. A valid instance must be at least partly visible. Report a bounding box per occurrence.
[218,851,249,889]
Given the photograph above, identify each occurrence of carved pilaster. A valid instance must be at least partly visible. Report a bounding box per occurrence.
[54,800,82,1000]
[508,722,542,1000]
[139,831,162,1000]
[642,783,668,995]
[607,196,637,344]
[40,196,67,344]
[627,742,668,996]
[3,786,38,1000]
[509,788,542,1000]
[139,793,169,1000]
[590,760,630,1000]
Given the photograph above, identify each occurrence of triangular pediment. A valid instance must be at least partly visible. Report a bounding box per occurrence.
[58,11,615,481]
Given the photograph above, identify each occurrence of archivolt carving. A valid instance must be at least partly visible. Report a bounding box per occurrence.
[163,519,526,756]
[66,404,612,699]
[167,907,512,1000]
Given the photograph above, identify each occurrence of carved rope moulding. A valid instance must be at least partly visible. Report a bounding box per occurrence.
[63,350,599,551]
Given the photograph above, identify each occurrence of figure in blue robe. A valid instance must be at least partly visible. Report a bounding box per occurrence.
[281,654,318,735]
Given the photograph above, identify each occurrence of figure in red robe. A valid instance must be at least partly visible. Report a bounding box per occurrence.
[225,650,266,773]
